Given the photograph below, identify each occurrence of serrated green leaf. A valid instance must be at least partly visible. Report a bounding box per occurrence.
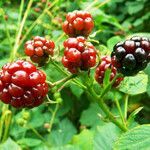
[0,138,21,150]
[94,123,121,150]
[114,125,150,150]
[119,73,148,95]
[72,129,94,150]
[48,118,77,146]
[80,103,104,128]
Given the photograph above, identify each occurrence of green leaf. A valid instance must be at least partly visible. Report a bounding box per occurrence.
[114,125,150,150]
[72,129,94,150]
[94,123,121,150]
[0,138,21,150]
[107,36,122,51]
[126,1,144,15]
[48,118,77,146]
[17,138,42,147]
[80,103,104,128]
[50,145,80,150]
[119,73,148,95]
[127,107,143,126]
[70,84,84,99]
[103,69,111,87]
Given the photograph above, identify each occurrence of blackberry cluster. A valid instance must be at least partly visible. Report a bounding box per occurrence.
[62,36,97,74]
[95,56,123,87]
[62,10,94,37]
[25,36,55,66]
[0,60,48,108]
[111,36,150,76]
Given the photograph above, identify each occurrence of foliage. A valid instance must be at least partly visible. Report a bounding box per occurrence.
[0,0,150,150]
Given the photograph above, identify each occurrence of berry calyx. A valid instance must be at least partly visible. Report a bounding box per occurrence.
[24,36,55,66]
[95,56,123,87]
[62,37,97,73]
[111,36,150,76]
[62,10,94,37]
[0,60,48,108]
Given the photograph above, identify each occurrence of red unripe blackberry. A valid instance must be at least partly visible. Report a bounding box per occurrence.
[111,36,150,76]
[24,36,55,66]
[62,37,97,74]
[62,10,94,37]
[0,60,48,108]
[95,56,123,87]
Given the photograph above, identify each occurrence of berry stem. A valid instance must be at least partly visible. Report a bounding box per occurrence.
[115,98,126,127]
[99,74,123,99]
[48,103,59,133]
[85,75,128,132]
[124,94,129,121]
[50,59,87,90]
[1,110,12,143]
[98,98,128,132]
[10,0,33,61]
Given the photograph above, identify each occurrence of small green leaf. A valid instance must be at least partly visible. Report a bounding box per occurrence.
[103,69,111,87]
[127,107,143,126]
[119,73,148,95]
[107,36,122,51]
[17,138,42,147]
[114,125,150,150]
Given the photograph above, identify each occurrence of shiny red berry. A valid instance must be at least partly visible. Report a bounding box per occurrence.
[95,56,123,87]
[0,60,48,108]
[62,10,94,37]
[24,36,55,66]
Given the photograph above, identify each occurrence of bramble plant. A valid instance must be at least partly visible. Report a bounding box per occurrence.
[0,0,150,149]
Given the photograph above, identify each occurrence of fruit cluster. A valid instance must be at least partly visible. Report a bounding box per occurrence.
[62,10,94,37]
[25,36,55,66]
[95,56,123,87]
[62,36,97,73]
[0,60,48,108]
[111,36,150,76]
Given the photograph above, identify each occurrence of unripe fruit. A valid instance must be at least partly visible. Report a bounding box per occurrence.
[24,36,55,66]
[62,37,97,73]
[62,10,94,37]
[0,60,48,108]
[95,56,123,87]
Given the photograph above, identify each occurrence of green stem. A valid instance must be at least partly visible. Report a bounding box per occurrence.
[115,98,126,127]
[48,103,59,132]
[51,60,87,90]
[2,111,12,143]
[17,0,24,27]
[16,0,59,52]
[10,0,33,61]
[86,81,128,132]
[1,9,13,49]
[27,125,50,147]
[98,99,128,132]
[124,94,129,120]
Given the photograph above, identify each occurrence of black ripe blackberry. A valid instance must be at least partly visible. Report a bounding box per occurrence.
[111,36,150,76]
